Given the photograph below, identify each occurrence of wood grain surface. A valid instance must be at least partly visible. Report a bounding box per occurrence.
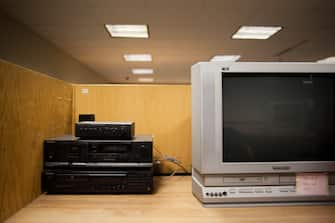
[5,176,335,223]
[73,84,191,174]
[0,59,73,222]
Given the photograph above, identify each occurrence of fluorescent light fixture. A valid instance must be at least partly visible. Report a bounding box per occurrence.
[132,68,154,75]
[105,24,149,38]
[210,55,241,62]
[138,78,154,83]
[124,54,152,62]
[232,26,282,39]
[317,57,335,63]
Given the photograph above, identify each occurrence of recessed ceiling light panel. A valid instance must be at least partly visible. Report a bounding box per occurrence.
[317,57,335,63]
[232,26,282,39]
[124,54,152,62]
[132,68,154,75]
[138,78,154,82]
[210,55,241,62]
[105,24,149,38]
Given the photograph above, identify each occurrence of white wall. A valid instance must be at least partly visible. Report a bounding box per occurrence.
[0,11,107,83]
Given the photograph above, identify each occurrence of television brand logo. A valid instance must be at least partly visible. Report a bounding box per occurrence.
[272,166,291,170]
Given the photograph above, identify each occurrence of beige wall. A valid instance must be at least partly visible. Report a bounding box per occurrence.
[73,84,192,174]
[0,11,107,84]
[0,59,73,222]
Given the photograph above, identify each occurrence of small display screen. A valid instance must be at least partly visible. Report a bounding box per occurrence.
[88,144,128,153]
[223,74,335,162]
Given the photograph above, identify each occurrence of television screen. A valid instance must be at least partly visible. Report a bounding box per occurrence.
[223,74,335,162]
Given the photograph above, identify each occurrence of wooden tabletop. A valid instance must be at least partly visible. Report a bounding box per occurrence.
[5,176,335,223]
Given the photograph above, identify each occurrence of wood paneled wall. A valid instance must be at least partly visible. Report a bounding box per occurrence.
[73,85,191,174]
[0,59,73,222]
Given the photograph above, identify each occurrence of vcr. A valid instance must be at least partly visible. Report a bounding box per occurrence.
[44,135,152,164]
[43,167,153,194]
[75,121,134,139]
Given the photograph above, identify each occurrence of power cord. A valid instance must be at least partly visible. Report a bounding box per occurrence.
[153,146,190,175]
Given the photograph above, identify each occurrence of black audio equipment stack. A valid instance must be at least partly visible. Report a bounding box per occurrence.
[42,122,153,194]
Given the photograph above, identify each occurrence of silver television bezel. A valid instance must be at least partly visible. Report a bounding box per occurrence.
[192,62,335,174]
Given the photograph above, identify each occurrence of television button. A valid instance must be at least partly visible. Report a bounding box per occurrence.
[279,189,289,193]
[239,189,253,193]
[228,189,236,194]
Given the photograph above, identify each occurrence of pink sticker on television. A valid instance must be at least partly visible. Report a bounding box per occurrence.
[296,173,329,195]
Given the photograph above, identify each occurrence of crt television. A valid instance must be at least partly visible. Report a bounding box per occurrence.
[191,62,335,206]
